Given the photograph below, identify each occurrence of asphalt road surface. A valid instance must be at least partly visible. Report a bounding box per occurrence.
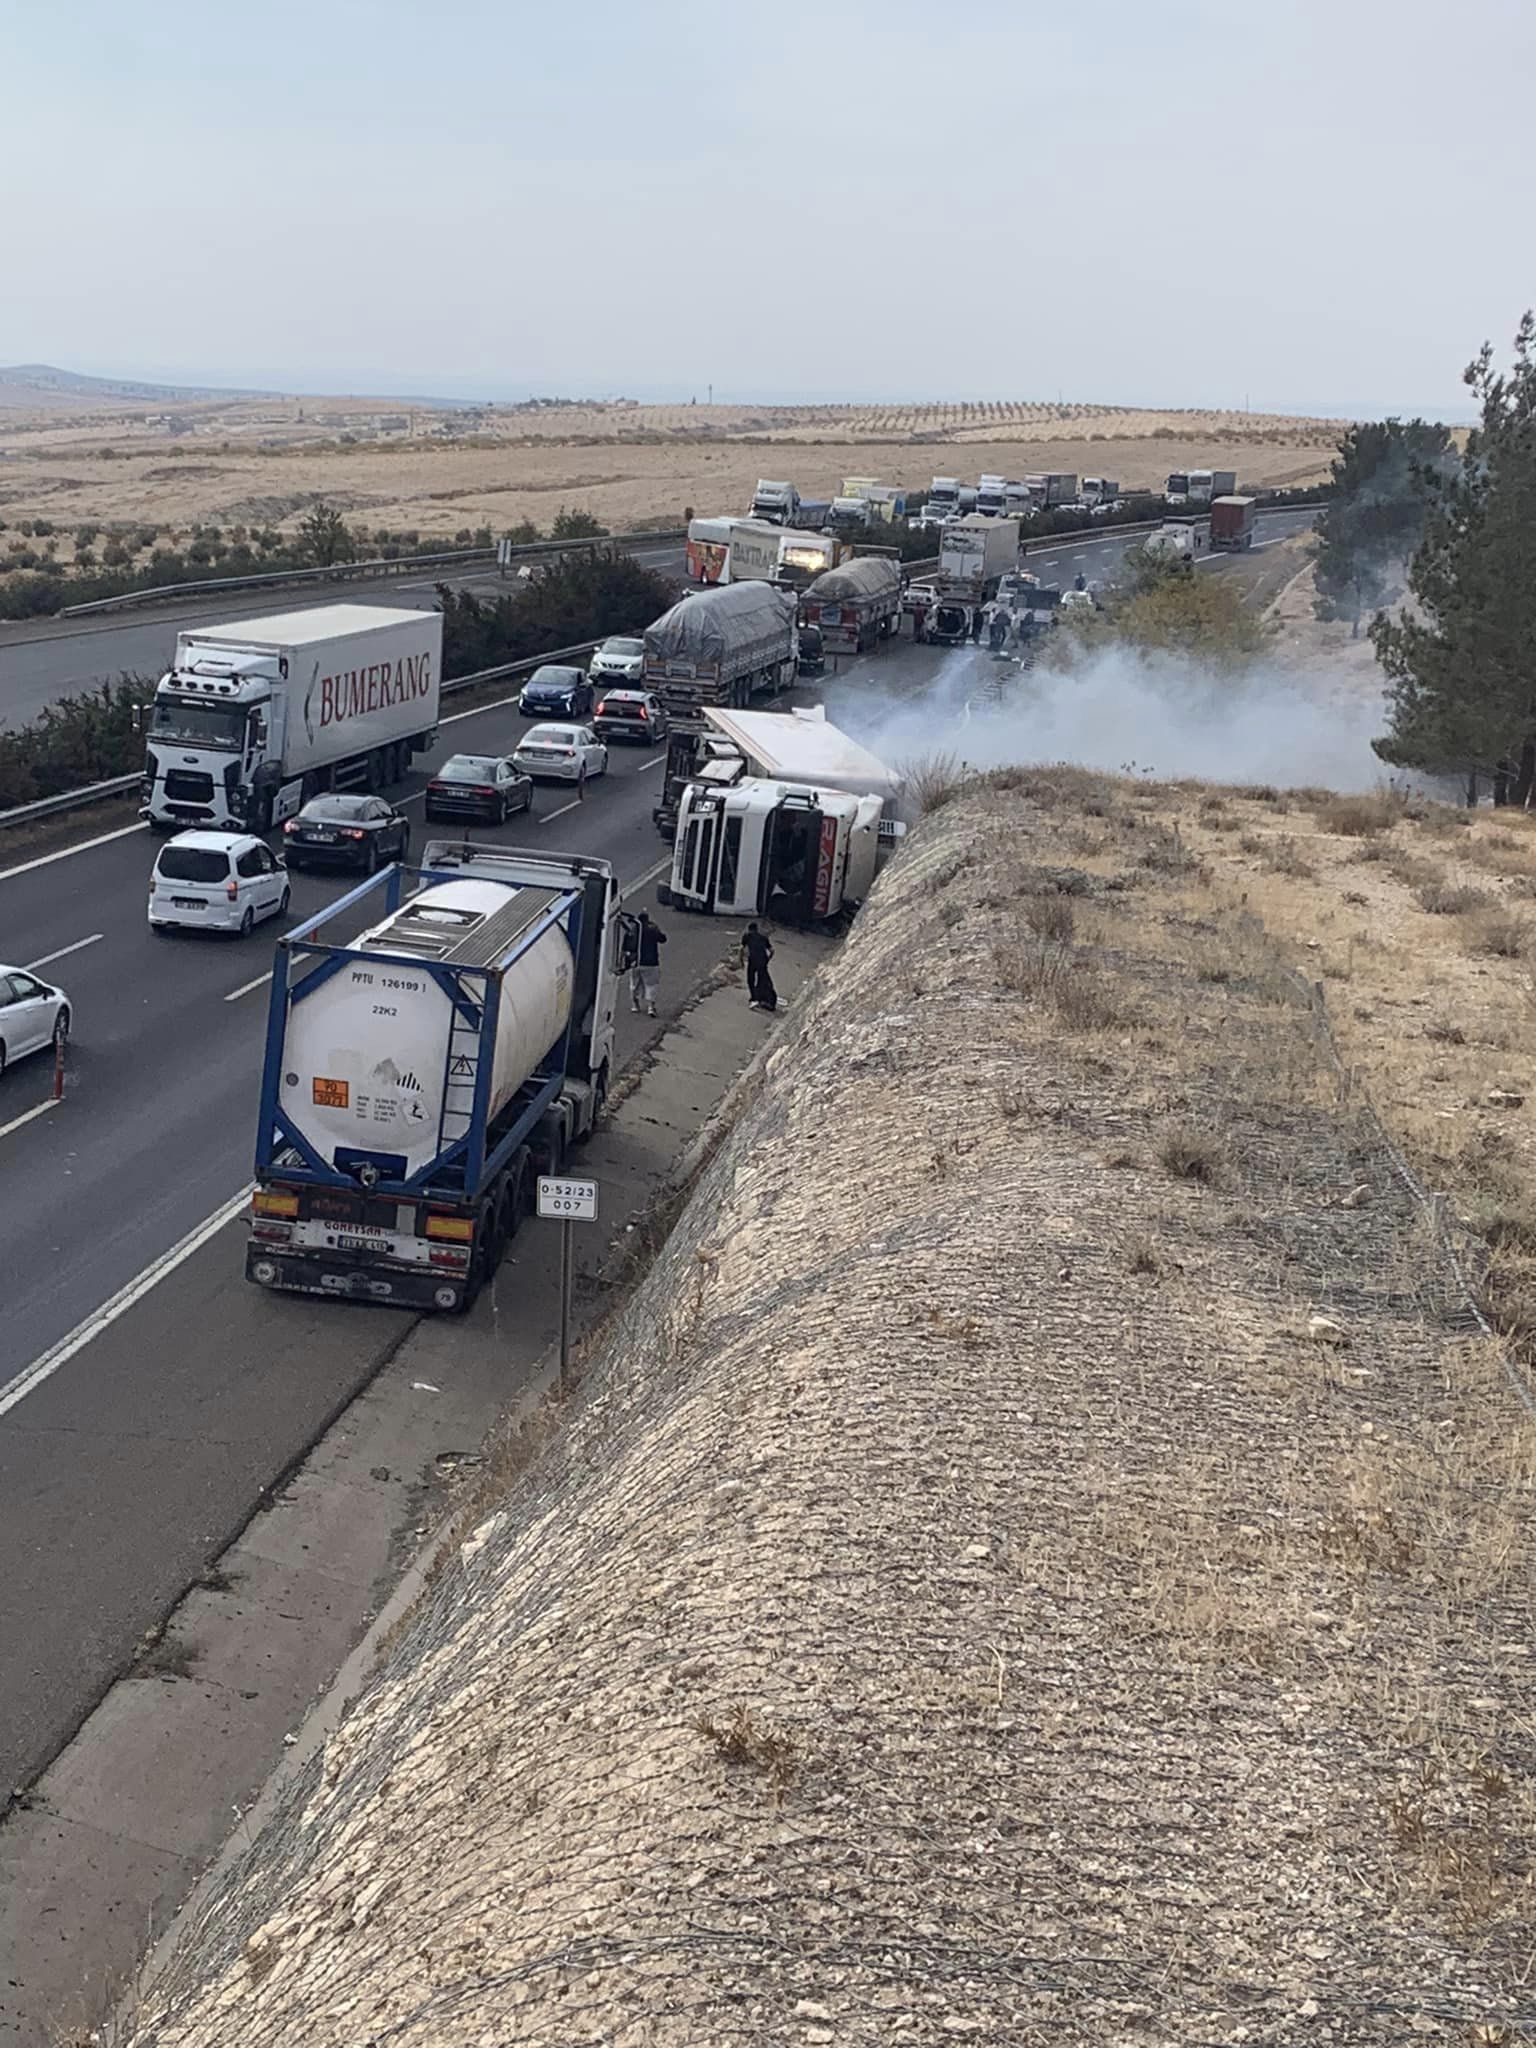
[0,505,1314,1795]
[0,541,689,728]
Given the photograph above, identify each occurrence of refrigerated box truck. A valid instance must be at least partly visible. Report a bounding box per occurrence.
[143,604,441,834]
[1209,496,1257,551]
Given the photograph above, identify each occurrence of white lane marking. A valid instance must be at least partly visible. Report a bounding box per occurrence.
[441,691,522,726]
[0,1183,253,1421]
[640,753,667,773]
[542,797,582,822]
[626,856,672,894]
[0,1097,58,1143]
[26,932,104,971]
[0,820,146,887]
[224,969,274,1004]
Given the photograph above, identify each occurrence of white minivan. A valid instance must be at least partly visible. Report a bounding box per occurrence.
[149,831,290,937]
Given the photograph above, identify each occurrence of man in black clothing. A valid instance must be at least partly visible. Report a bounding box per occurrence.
[630,909,667,1017]
[741,921,776,1010]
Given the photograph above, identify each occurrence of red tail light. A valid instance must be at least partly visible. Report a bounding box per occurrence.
[343,828,366,840]
[226,878,239,901]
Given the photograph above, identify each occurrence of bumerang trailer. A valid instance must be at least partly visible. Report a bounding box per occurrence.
[246,842,621,1314]
[142,603,442,834]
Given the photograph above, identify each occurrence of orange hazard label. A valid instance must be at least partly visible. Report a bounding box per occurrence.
[313,1077,349,1108]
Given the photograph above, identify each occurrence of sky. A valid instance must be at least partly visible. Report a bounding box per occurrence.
[2,0,1530,418]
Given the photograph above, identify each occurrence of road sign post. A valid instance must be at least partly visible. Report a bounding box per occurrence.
[536,1176,599,1395]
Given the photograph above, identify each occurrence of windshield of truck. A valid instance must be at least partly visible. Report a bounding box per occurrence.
[149,698,248,749]
[155,846,232,882]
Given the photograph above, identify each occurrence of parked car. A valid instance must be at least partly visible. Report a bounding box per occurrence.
[593,689,669,744]
[512,723,610,784]
[282,793,411,872]
[902,578,940,615]
[148,830,289,937]
[518,664,593,719]
[423,754,534,824]
[0,966,70,1076]
[588,636,646,687]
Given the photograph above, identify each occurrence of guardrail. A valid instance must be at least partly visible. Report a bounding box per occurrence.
[57,529,687,619]
[0,640,610,835]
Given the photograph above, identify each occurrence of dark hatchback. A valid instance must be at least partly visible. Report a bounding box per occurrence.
[282,794,411,871]
[518,664,593,719]
[424,753,534,824]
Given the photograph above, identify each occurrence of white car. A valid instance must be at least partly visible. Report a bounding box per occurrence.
[149,830,290,937]
[588,635,646,687]
[512,723,610,785]
[0,966,70,1076]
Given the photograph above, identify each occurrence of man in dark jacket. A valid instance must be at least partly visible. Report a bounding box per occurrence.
[631,910,667,1017]
[741,921,777,1010]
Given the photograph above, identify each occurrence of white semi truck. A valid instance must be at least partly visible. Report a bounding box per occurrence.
[928,516,1021,644]
[658,707,901,923]
[142,603,442,834]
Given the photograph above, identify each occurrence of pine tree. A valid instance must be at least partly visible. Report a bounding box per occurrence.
[1372,315,1536,799]
[1313,419,1452,635]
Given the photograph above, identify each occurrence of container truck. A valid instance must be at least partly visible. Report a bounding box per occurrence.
[1209,495,1256,551]
[1181,469,1235,505]
[927,516,1020,643]
[645,581,799,836]
[976,474,1008,518]
[1003,481,1036,520]
[245,842,622,1313]
[797,555,903,653]
[142,604,441,834]
[1042,473,1079,507]
[701,707,901,807]
[1082,476,1119,506]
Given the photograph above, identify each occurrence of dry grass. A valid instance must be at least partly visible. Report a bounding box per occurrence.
[1464,909,1531,959]
[1157,1125,1224,1183]
[1312,791,1404,838]
[1415,880,1493,917]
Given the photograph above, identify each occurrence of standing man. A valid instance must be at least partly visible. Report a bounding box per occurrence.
[970,603,986,643]
[740,921,777,1010]
[911,596,928,644]
[631,908,667,1017]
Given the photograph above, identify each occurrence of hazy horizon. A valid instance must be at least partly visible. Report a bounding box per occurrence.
[3,0,1528,426]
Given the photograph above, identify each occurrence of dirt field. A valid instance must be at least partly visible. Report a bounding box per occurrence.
[0,385,1344,548]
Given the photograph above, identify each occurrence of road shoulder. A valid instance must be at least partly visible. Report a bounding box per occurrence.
[0,921,836,2048]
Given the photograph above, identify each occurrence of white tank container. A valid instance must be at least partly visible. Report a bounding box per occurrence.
[277,879,574,1177]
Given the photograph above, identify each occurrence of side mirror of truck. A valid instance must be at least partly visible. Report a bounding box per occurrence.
[130,704,147,735]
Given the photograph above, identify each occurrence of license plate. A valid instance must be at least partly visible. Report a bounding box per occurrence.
[309,828,339,842]
[332,1233,391,1253]
[172,897,206,909]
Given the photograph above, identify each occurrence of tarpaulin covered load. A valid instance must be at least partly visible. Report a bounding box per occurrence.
[802,556,902,603]
[644,581,796,672]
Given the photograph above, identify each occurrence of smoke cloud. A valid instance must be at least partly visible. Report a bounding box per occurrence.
[821,641,1390,793]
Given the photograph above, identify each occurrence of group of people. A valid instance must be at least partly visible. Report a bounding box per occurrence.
[906,570,1089,650]
[621,910,778,1020]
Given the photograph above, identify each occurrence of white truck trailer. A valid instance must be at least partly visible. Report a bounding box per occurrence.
[928,516,1021,644]
[142,603,442,834]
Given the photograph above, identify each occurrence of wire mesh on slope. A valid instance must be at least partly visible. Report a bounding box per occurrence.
[125,782,1536,2048]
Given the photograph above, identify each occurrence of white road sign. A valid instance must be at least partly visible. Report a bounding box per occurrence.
[537,1176,598,1222]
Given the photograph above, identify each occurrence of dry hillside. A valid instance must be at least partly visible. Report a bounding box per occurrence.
[122,777,1536,2047]
[0,391,1343,551]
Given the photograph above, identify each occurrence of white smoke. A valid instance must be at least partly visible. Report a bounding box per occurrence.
[821,641,1391,792]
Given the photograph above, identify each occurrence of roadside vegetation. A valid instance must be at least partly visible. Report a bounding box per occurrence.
[0,551,671,810]
[1052,536,1272,667]
[0,501,612,622]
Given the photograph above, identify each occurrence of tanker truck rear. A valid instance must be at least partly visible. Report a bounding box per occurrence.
[246,843,622,1313]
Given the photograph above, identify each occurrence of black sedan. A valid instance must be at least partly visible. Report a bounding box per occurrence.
[282,793,411,872]
[424,753,535,825]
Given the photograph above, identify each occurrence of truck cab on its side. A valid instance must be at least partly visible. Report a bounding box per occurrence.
[662,778,883,924]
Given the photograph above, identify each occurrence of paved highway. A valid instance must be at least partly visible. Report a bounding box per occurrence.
[0,541,689,728]
[0,505,1313,1794]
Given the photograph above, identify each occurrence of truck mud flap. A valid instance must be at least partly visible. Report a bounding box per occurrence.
[245,1245,464,1313]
